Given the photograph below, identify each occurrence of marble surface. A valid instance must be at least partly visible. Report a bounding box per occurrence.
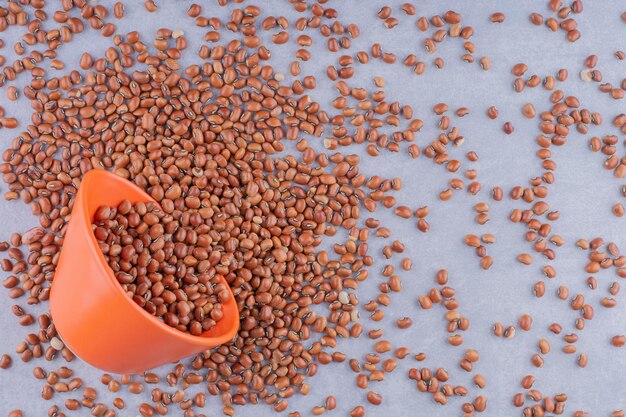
[0,1,625,416]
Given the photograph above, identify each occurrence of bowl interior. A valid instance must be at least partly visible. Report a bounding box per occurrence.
[79,170,240,345]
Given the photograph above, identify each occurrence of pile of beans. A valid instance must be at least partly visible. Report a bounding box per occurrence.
[93,200,230,335]
[0,1,624,417]
[0,3,372,415]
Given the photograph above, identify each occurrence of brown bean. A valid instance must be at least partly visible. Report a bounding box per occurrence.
[519,314,532,331]
[350,406,365,417]
[612,335,626,347]
[473,395,487,412]
[144,0,157,12]
[480,256,493,270]
[366,391,382,405]
[0,354,12,369]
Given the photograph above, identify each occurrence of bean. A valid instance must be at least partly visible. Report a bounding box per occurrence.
[128,382,143,394]
[522,103,536,118]
[480,256,493,270]
[401,4,416,15]
[473,395,487,412]
[612,335,626,347]
[512,63,528,76]
[144,0,157,12]
[466,349,480,362]
[449,334,463,346]
[394,347,410,359]
[356,374,368,389]
[505,326,516,339]
[139,403,155,416]
[396,317,413,329]
[374,340,392,353]
[517,254,533,265]
[350,406,366,417]
[65,399,80,410]
[366,391,382,405]
[325,396,336,410]
[464,235,481,247]
[0,354,12,369]
[113,2,125,19]
[490,13,505,23]
[519,314,533,331]
[395,206,412,219]
[433,391,447,405]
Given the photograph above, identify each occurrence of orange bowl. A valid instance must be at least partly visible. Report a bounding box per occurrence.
[50,169,239,374]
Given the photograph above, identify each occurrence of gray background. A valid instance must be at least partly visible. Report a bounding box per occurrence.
[1,1,625,416]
